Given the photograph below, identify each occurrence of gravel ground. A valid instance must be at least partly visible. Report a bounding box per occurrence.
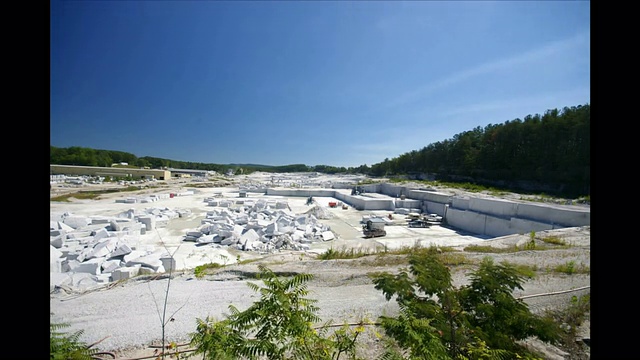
[50,244,590,359]
[50,177,590,359]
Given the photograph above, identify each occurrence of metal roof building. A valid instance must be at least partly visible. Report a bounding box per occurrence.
[50,165,171,180]
[167,168,209,177]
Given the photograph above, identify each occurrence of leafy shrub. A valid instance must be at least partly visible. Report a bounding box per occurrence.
[189,264,364,359]
[371,254,561,359]
[50,321,98,360]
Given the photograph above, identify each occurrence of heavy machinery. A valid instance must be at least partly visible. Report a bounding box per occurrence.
[424,213,443,224]
[408,219,431,228]
[363,219,386,238]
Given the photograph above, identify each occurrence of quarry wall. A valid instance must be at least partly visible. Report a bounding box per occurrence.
[267,184,590,238]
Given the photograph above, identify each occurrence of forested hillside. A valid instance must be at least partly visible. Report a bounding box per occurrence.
[368,104,589,197]
[51,103,589,197]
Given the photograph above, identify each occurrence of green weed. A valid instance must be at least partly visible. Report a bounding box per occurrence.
[50,186,144,202]
[553,261,589,275]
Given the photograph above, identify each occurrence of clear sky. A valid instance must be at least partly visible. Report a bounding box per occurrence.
[50,0,590,168]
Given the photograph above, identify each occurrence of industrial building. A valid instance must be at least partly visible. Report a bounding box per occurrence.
[166,168,208,177]
[50,165,171,180]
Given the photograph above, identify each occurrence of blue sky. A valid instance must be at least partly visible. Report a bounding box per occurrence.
[50,0,590,168]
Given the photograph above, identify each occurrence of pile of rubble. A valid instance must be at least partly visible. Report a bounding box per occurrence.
[50,194,336,294]
[50,206,186,293]
[303,204,334,220]
[183,197,335,252]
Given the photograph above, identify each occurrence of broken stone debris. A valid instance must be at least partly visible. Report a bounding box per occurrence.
[183,197,334,253]
[50,193,335,294]
[50,206,182,293]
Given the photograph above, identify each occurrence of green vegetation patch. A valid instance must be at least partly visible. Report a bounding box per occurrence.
[50,321,100,360]
[50,192,102,202]
[464,232,572,254]
[540,235,567,246]
[50,185,154,202]
[551,261,590,275]
[315,244,473,270]
[545,293,590,355]
[194,262,225,278]
[317,243,459,261]
[463,244,521,253]
[317,246,380,260]
[500,261,538,278]
[184,180,233,188]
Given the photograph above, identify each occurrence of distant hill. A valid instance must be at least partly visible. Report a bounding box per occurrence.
[50,103,589,197]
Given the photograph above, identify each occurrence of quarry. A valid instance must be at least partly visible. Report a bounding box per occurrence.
[50,171,589,291]
[50,172,590,359]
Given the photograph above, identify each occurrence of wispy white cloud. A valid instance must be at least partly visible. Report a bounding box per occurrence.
[347,142,409,164]
[350,142,401,153]
[385,31,590,109]
[345,86,590,165]
[436,87,590,119]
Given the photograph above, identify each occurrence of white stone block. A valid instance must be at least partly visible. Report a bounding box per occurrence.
[161,257,176,272]
[63,216,91,229]
[321,231,335,241]
[138,267,157,275]
[71,258,105,275]
[123,250,148,263]
[94,274,111,283]
[102,259,122,273]
[50,245,63,272]
[87,238,119,259]
[126,253,163,271]
[220,237,238,246]
[112,266,140,281]
[110,243,133,258]
[71,272,99,290]
[240,229,260,243]
[50,272,73,292]
[50,235,64,248]
[93,228,111,241]
[90,216,112,224]
[137,215,155,231]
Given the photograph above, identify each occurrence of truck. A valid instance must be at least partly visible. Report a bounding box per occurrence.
[363,218,387,238]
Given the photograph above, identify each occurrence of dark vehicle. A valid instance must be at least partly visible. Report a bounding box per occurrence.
[363,219,386,238]
[408,219,431,228]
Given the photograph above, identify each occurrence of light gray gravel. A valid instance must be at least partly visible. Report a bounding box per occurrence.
[49,269,399,354]
[50,243,590,356]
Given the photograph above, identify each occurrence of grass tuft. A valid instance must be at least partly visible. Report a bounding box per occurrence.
[194,262,225,278]
[50,186,145,202]
[552,261,590,275]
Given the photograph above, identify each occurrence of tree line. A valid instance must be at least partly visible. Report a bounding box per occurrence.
[50,103,589,198]
[369,104,589,198]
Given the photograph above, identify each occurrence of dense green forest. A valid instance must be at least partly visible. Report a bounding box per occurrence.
[51,103,589,197]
